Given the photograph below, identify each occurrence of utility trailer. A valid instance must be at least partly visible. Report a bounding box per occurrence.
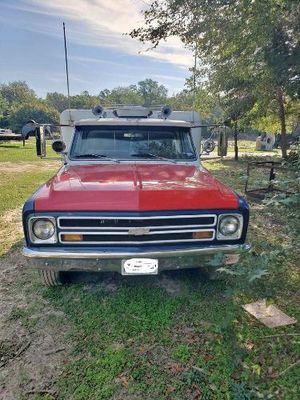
[0,128,25,144]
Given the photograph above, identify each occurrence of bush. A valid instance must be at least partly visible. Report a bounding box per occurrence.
[9,101,59,132]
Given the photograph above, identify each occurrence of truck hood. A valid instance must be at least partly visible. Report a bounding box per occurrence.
[33,163,239,211]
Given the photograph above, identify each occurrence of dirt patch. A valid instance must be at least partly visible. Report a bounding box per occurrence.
[155,272,182,296]
[0,161,60,173]
[68,270,184,296]
[0,208,23,256]
[2,207,22,225]
[83,273,121,293]
[0,248,72,400]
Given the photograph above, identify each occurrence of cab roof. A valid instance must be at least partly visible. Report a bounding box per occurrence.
[75,118,191,128]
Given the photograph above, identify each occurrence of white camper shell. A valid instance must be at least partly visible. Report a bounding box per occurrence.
[60,108,203,156]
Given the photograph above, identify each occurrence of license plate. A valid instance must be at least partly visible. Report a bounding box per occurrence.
[122,258,158,275]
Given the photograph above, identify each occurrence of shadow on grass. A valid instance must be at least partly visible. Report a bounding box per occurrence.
[62,267,221,296]
[0,239,24,259]
[0,144,25,149]
[67,267,205,282]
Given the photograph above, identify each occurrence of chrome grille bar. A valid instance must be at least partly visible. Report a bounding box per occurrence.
[57,214,217,230]
[59,228,215,236]
[57,214,217,245]
[59,230,215,245]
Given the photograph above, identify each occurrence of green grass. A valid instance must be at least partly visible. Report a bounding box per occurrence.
[40,262,299,400]
[0,140,60,254]
[0,139,57,162]
[0,168,59,255]
[0,170,58,214]
[1,140,299,399]
[205,140,282,158]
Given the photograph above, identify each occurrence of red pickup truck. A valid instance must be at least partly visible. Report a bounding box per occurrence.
[22,106,249,286]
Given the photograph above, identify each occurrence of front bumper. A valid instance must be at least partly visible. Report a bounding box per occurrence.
[23,244,250,273]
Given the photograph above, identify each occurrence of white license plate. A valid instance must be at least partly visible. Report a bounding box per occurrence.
[122,258,158,275]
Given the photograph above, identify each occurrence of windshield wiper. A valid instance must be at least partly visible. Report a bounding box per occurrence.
[130,152,177,163]
[74,153,120,163]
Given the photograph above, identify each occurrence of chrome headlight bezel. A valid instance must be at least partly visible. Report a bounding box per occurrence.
[28,216,57,244]
[217,214,243,240]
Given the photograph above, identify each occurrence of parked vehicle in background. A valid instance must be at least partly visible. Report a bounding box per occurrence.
[0,128,12,134]
[0,128,25,143]
[21,105,250,286]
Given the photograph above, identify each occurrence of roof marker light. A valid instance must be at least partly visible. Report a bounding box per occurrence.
[92,105,104,117]
[161,105,172,119]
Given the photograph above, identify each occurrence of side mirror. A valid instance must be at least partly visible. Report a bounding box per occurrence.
[218,129,228,156]
[52,140,66,153]
[36,126,46,157]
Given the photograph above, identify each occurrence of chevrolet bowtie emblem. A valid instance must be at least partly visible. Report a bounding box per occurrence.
[128,227,150,236]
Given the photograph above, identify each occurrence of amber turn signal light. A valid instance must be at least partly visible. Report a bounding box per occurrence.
[192,231,213,239]
[62,234,83,241]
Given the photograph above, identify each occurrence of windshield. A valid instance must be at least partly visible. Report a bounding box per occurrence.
[70,126,196,161]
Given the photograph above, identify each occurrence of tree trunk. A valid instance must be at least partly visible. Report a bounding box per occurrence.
[234,120,239,161]
[277,89,288,159]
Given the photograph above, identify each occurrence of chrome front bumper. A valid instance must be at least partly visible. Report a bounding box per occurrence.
[23,244,249,273]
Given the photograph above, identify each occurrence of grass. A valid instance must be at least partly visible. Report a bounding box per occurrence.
[40,263,299,400]
[227,139,278,152]
[0,138,57,162]
[1,140,299,399]
[0,140,60,255]
[0,171,57,214]
[204,140,282,158]
[0,168,59,256]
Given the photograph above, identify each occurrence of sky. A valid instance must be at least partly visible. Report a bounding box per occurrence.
[0,0,193,98]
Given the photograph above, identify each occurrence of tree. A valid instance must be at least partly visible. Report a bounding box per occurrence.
[46,92,69,113]
[211,70,256,160]
[131,0,300,158]
[137,79,168,106]
[168,87,224,124]
[70,92,99,109]
[99,85,142,105]
[222,91,256,160]
[168,90,194,111]
[98,80,168,106]
[0,81,36,105]
[46,91,100,111]
[0,81,37,129]
[9,102,59,132]
[0,94,9,127]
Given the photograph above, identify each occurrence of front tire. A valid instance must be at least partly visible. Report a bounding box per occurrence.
[39,270,65,287]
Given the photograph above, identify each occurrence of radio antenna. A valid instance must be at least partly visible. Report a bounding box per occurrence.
[192,45,197,124]
[193,46,197,109]
[63,22,72,123]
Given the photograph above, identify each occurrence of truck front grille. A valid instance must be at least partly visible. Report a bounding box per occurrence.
[57,214,217,245]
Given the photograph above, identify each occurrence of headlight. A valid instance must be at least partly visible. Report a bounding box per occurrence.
[32,218,55,240]
[218,214,243,240]
[219,216,239,235]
